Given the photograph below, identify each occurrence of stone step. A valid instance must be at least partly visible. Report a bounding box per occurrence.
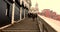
[2,30,40,32]
[1,18,40,32]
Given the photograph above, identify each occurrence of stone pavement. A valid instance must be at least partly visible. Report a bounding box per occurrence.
[2,18,40,32]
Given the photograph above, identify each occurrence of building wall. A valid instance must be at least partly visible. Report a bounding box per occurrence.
[0,0,7,16]
[41,9,60,21]
[21,7,24,19]
[14,4,20,21]
[0,0,11,27]
[0,0,31,27]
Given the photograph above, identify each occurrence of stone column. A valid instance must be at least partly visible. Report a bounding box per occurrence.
[11,0,15,24]
[5,9,7,16]
[20,7,22,20]
[25,9,26,17]
[24,9,25,18]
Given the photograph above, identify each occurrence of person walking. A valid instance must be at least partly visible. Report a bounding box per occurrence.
[32,11,38,21]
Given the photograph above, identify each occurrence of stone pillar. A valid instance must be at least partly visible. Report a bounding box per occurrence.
[19,8,21,20]
[11,0,15,24]
[24,9,25,18]
[20,7,22,20]
[5,9,7,16]
[25,9,26,17]
[5,3,10,16]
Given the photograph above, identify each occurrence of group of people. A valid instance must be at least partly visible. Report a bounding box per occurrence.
[28,11,38,21]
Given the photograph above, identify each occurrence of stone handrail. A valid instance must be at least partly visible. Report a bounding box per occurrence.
[38,14,60,32]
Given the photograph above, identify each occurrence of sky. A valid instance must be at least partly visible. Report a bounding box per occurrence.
[31,0,60,15]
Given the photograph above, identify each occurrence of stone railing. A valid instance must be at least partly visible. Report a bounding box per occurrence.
[38,14,60,32]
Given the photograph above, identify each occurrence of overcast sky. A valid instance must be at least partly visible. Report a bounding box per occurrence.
[31,0,60,15]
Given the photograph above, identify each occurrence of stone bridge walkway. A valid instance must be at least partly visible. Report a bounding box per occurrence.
[2,18,40,32]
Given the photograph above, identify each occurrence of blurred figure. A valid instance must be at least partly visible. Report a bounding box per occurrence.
[28,10,38,21]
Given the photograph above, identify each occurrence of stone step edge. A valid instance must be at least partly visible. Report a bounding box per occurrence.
[3,30,39,31]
